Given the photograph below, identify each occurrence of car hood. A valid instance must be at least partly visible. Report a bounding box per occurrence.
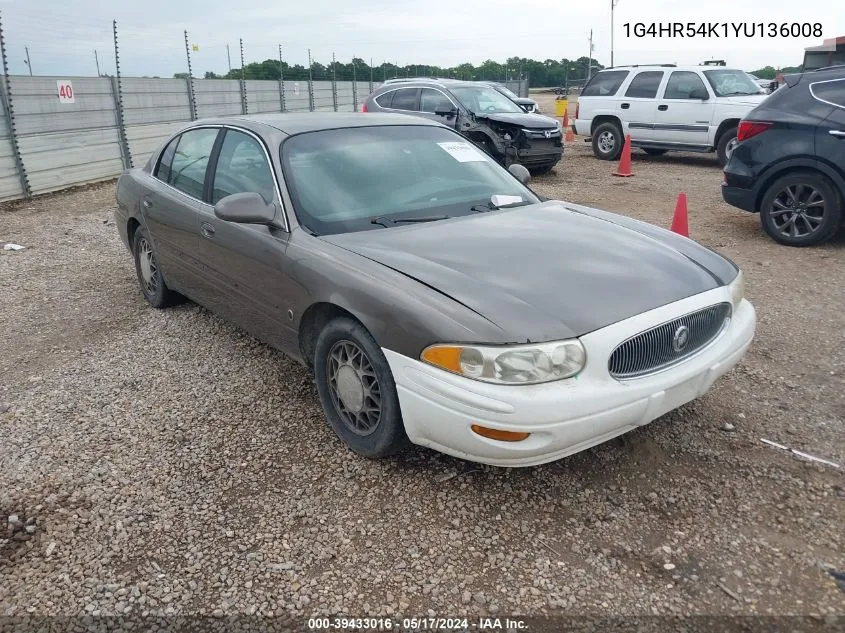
[321,201,737,341]
[476,111,557,128]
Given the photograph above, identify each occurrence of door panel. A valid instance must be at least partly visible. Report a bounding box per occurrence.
[620,71,664,142]
[652,71,713,146]
[194,128,299,354]
[142,128,220,292]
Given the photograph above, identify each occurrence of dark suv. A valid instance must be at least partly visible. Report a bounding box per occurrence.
[722,66,845,246]
[363,79,562,174]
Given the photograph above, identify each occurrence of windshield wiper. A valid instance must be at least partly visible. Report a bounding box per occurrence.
[371,215,450,227]
[720,91,760,97]
[471,200,530,213]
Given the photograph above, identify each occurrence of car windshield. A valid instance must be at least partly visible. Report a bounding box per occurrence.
[449,86,524,114]
[703,69,764,97]
[281,125,539,236]
[495,85,520,100]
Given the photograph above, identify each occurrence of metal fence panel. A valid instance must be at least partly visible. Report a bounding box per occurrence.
[312,80,335,112]
[245,80,282,114]
[9,76,122,195]
[194,79,243,118]
[282,81,310,112]
[122,78,192,125]
[19,127,123,195]
[0,91,23,201]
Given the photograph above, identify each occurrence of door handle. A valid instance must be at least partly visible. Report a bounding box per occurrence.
[658,105,669,111]
[142,198,152,209]
[830,130,845,138]
[621,103,630,109]
[201,221,215,238]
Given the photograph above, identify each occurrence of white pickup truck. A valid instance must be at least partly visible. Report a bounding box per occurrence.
[572,65,769,166]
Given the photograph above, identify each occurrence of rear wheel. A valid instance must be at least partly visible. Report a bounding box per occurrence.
[717,127,739,167]
[591,122,623,161]
[132,226,178,308]
[759,172,842,246]
[314,318,409,458]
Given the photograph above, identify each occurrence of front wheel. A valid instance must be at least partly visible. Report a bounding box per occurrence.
[591,122,623,161]
[759,172,842,246]
[717,127,738,167]
[313,318,409,458]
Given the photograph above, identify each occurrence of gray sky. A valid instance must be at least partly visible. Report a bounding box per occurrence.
[0,0,840,78]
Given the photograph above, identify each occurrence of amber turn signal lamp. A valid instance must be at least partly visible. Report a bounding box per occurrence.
[421,346,463,373]
[471,425,530,442]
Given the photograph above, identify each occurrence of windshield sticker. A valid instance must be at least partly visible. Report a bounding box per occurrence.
[437,141,487,162]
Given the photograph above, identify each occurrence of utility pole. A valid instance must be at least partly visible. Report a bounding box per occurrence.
[94,49,100,76]
[611,0,620,67]
[226,44,231,72]
[587,29,594,81]
[23,46,32,76]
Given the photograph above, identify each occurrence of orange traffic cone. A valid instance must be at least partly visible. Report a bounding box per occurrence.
[565,127,576,143]
[562,108,570,128]
[613,134,634,177]
[670,192,689,237]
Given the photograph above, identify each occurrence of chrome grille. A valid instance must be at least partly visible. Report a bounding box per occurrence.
[522,128,561,139]
[608,303,731,379]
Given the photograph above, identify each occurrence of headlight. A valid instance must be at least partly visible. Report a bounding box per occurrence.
[421,340,586,385]
[729,270,744,310]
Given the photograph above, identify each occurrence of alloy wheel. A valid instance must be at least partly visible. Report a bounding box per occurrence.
[598,131,615,154]
[327,340,382,436]
[768,183,826,239]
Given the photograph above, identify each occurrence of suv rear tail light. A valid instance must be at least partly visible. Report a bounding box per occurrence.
[575,103,580,119]
[737,120,772,142]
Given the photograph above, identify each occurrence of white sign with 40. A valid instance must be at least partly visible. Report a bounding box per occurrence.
[57,80,74,104]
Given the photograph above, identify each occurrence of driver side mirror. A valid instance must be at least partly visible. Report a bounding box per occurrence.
[690,88,710,101]
[508,163,531,185]
[434,106,458,119]
[214,192,281,227]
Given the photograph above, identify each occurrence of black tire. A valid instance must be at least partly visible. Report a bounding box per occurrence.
[529,163,557,176]
[643,148,667,156]
[591,122,623,161]
[759,171,843,246]
[716,126,738,167]
[132,226,177,308]
[313,317,410,458]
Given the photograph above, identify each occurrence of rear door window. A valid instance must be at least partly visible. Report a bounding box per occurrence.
[624,71,664,99]
[581,71,629,97]
[389,88,420,111]
[168,128,219,200]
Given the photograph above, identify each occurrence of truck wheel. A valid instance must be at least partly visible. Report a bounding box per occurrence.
[717,127,739,167]
[592,122,623,161]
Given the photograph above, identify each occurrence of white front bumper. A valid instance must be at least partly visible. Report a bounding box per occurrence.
[384,287,756,467]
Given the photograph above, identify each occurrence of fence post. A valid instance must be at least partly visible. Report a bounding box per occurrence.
[239,38,248,115]
[331,52,338,112]
[112,20,132,170]
[369,58,374,93]
[184,30,197,120]
[0,11,31,197]
[352,60,358,112]
[278,44,286,112]
[307,49,314,112]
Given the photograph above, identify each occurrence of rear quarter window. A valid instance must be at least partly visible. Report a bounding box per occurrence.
[810,79,845,108]
[581,71,630,97]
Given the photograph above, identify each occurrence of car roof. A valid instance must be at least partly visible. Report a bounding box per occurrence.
[182,112,444,136]
[601,65,747,72]
[373,78,490,90]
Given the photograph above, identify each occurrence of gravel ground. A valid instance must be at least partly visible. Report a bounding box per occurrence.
[1,109,844,627]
